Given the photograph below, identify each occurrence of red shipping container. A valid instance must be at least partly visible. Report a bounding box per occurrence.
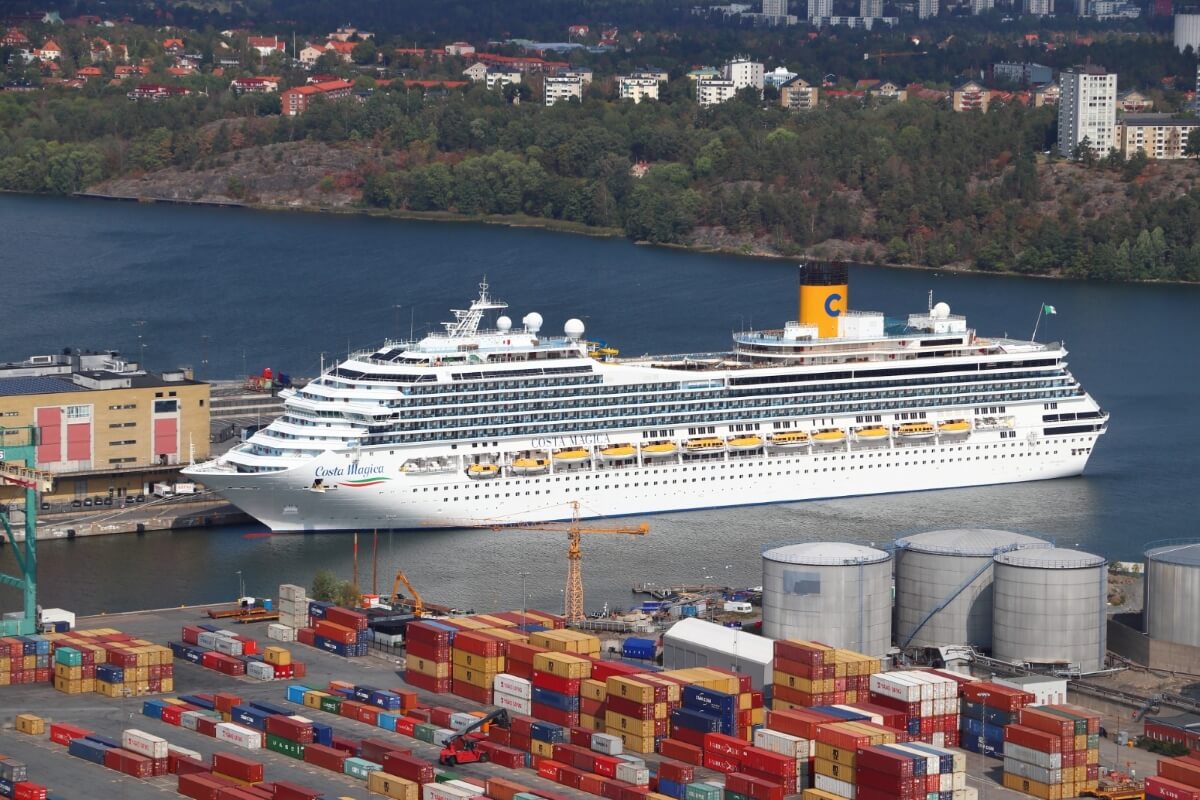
[509,714,535,737]
[658,759,695,784]
[297,627,316,646]
[49,722,91,746]
[607,695,656,720]
[1146,776,1200,800]
[856,746,914,777]
[558,765,586,790]
[330,735,359,754]
[1018,707,1074,737]
[274,664,294,679]
[196,717,219,737]
[742,768,796,794]
[593,755,620,779]
[430,706,456,727]
[314,620,356,644]
[726,772,784,800]
[404,670,451,693]
[740,747,793,778]
[532,671,582,696]
[161,705,185,726]
[405,638,450,662]
[765,709,839,740]
[304,743,349,772]
[1004,723,1062,753]
[214,693,244,714]
[705,733,749,759]
[453,630,505,657]
[178,774,234,800]
[773,640,826,666]
[600,779,626,800]
[405,621,452,646]
[703,753,740,774]
[477,742,526,770]
[670,726,706,748]
[487,777,531,800]
[324,605,368,631]
[531,703,579,728]
[382,752,435,784]
[11,784,47,800]
[489,727,512,746]
[659,738,704,766]
[538,759,566,781]
[105,748,153,778]
[212,752,264,783]
[361,738,410,764]
[579,774,607,796]
[233,635,257,656]
[170,754,210,776]
[451,681,491,705]
[271,782,322,800]
[1160,759,1200,787]
[589,660,647,683]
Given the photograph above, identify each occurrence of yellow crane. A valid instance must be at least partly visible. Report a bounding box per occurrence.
[473,501,648,624]
[389,569,427,617]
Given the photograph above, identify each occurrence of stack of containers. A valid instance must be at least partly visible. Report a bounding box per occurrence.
[532,651,592,728]
[0,634,51,687]
[851,741,972,800]
[605,674,666,754]
[300,602,370,657]
[404,620,455,693]
[494,674,534,716]
[959,681,1035,757]
[753,727,812,793]
[278,584,308,630]
[529,629,601,657]
[1149,755,1200,800]
[810,720,898,797]
[1002,704,1100,798]
[772,641,881,710]
[452,629,508,705]
[867,670,959,746]
[505,640,548,680]
[0,754,46,799]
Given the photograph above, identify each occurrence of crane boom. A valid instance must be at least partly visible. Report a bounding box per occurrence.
[389,569,426,617]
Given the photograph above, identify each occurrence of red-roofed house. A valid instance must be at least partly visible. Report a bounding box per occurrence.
[403,79,468,90]
[568,25,589,37]
[115,64,146,77]
[34,40,62,61]
[231,76,280,93]
[127,83,191,101]
[325,40,356,62]
[280,79,353,115]
[162,37,184,53]
[248,36,285,57]
[2,28,30,48]
[299,45,325,65]
[77,65,103,80]
[167,65,194,76]
[89,37,112,61]
[444,42,474,56]
[855,78,881,91]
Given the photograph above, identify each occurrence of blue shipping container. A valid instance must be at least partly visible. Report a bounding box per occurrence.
[353,685,379,703]
[670,708,722,734]
[312,722,334,747]
[249,700,291,717]
[531,687,580,713]
[286,685,312,705]
[809,706,869,722]
[96,664,124,684]
[682,685,736,716]
[622,638,656,660]
[368,690,403,710]
[315,635,350,657]
[198,623,220,633]
[231,704,270,730]
[85,734,121,749]
[308,600,332,620]
[657,779,687,800]
[142,700,167,720]
[376,713,398,732]
[529,722,565,743]
[69,739,110,765]
[179,694,216,710]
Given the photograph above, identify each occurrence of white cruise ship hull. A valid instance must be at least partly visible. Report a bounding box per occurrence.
[190,430,1100,532]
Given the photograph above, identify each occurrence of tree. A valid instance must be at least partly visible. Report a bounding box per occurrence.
[1185,130,1200,159]
[311,570,339,602]
[334,580,362,609]
[352,39,378,66]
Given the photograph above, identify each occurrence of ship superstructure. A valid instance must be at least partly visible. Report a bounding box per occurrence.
[184,267,1108,531]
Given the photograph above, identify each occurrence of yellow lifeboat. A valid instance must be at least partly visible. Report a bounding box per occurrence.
[600,444,637,461]
[896,421,936,439]
[812,428,846,445]
[855,425,889,441]
[685,436,725,452]
[726,434,764,451]
[466,463,500,479]
[511,457,549,475]
[641,441,677,459]
[938,419,971,434]
[768,431,810,448]
[553,447,591,463]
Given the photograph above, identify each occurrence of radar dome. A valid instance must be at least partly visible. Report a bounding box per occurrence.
[496,316,512,332]
[564,319,585,339]
[932,301,951,319]
[523,312,544,333]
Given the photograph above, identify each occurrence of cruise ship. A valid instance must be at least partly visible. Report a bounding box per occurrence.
[184,265,1108,531]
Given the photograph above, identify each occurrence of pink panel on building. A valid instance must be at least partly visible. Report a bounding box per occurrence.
[154,417,178,455]
[66,422,91,461]
[36,407,62,463]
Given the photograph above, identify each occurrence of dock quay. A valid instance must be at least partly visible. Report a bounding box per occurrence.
[3,497,252,541]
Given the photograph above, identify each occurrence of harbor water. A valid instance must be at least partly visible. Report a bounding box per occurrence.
[2,194,1199,615]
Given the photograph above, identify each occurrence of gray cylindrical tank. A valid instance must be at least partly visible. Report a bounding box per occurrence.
[762,542,892,657]
[894,529,1050,650]
[992,547,1107,673]
[1145,541,1200,647]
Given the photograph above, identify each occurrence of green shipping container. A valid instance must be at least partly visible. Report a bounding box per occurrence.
[344,757,380,779]
[320,696,343,714]
[267,733,305,759]
[55,647,82,666]
[723,791,750,800]
[686,784,722,800]
[435,769,460,783]
[1037,706,1088,734]
[413,723,438,744]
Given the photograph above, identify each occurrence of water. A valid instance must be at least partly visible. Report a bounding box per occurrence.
[3,194,1199,616]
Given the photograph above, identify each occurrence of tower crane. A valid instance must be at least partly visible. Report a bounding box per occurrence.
[461,501,648,624]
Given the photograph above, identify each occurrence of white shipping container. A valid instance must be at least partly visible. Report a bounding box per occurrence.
[814,774,855,799]
[616,754,646,768]
[1003,757,1061,785]
[753,729,809,760]
[931,732,946,748]
[279,583,306,600]
[267,623,296,642]
[167,744,203,761]
[121,729,168,759]
[247,661,276,681]
[952,772,967,790]
[180,711,204,731]
[445,780,487,795]
[40,608,76,629]
[215,723,262,749]
[197,631,220,649]
[432,728,458,747]
[870,672,921,703]
[615,763,649,785]
[492,691,532,716]
[590,732,623,756]
[213,637,244,656]
[422,783,476,800]
[1003,742,1061,770]
[939,773,953,793]
[450,712,481,732]
[493,673,533,700]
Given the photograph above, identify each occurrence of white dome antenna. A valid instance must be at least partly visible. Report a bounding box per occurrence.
[564,318,585,339]
[496,316,512,332]
[933,302,951,319]
[523,312,543,334]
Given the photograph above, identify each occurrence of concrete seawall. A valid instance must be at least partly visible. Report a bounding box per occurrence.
[4,499,253,541]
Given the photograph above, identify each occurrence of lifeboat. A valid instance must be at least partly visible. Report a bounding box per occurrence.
[896,422,936,439]
[685,436,725,453]
[938,419,971,434]
[727,434,764,451]
[641,441,677,458]
[553,448,591,463]
[812,428,846,445]
[855,425,889,441]
[511,457,549,475]
[768,431,810,448]
[467,463,500,479]
[600,444,637,461]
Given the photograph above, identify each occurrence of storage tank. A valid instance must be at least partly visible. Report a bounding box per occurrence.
[762,542,892,656]
[992,547,1107,673]
[1144,540,1200,647]
[893,529,1050,650]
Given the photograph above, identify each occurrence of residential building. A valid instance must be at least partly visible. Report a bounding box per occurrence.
[247,36,286,57]
[952,80,991,112]
[463,63,489,83]
[1023,0,1053,14]
[1085,0,1140,16]
[1058,65,1117,158]
[860,0,884,17]
[917,0,938,16]
[445,41,475,56]
[763,0,788,15]
[0,351,209,505]
[871,81,907,101]
[993,62,1053,86]
[817,15,899,26]
[298,45,325,66]
[1034,83,1061,106]
[809,0,834,21]
[687,67,721,81]
[619,76,660,103]
[697,78,737,106]
[329,27,372,42]
[127,83,191,101]
[324,40,356,63]
[560,68,593,85]
[723,59,764,92]
[114,65,146,78]
[1,28,30,48]
[969,0,994,14]
[76,65,103,80]
[485,70,522,91]
[280,79,353,115]
[634,69,669,83]
[544,75,584,106]
[162,37,184,54]
[764,66,798,88]
[779,76,818,110]
[1176,14,1200,53]
[1116,114,1199,159]
[1117,89,1153,113]
[33,40,62,60]
[230,76,280,94]
[568,25,590,37]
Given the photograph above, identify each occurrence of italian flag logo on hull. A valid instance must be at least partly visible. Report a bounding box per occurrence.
[338,476,392,488]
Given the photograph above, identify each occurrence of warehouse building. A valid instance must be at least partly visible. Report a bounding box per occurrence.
[662,617,774,689]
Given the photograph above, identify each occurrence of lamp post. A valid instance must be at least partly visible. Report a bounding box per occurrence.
[977,690,990,800]
[519,571,529,627]
[236,570,245,602]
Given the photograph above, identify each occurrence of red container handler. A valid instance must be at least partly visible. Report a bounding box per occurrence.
[212,751,265,783]
[303,743,348,772]
[382,752,436,784]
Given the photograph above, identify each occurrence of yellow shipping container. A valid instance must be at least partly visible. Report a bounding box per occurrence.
[639,674,681,702]
[1086,749,1099,766]
[367,772,419,800]
[264,646,292,667]
[408,657,450,679]
[54,663,82,681]
[452,664,497,689]
[23,655,36,670]
[1002,772,1063,799]
[473,615,515,628]
[160,677,173,693]
[815,742,857,767]
[95,680,125,697]
[610,730,656,754]
[775,673,832,694]
[304,690,331,709]
[605,711,656,738]
[1074,734,1088,751]
[750,708,765,725]
[813,758,854,783]
[530,739,556,758]
[0,673,11,687]
[533,651,591,679]
[162,697,187,706]
[646,793,674,800]
[738,693,752,712]
[801,790,845,800]
[16,714,44,735]
[581,679,607,701]
[607,675,654,704]
[453,650,504,672]
[579,714,599,731]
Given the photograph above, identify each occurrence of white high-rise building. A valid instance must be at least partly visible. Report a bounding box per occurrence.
[618,76,660,103]
[860,0,884,16]
[544,75,584,107]
[763,0,788,16]
[696,79,737,106]
[723,59,764,92]
[917,0,938,18]
[1175,14,1200,52]
[1058,66,1117,158]
[970,0,993,14]
[809,0,834,22]
[1023,0,1053,15]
